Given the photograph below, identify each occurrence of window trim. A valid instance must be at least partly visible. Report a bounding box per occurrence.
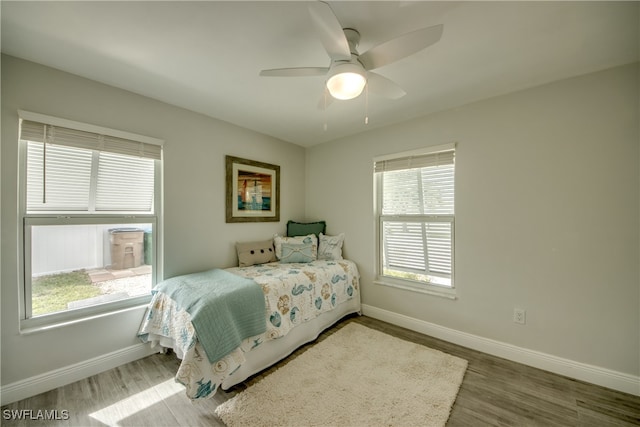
[18,111,163,330]
[372,277,457,300]
[373,143,456,296]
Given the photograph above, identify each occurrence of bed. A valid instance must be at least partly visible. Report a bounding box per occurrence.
[138,229,361,400]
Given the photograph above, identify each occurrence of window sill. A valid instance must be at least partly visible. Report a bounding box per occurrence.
[20,297,151,335]
[373,278,457,300]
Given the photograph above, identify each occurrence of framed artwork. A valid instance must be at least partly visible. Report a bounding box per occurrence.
[226,155,280,223]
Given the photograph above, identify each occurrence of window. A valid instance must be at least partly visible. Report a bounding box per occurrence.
[374,144,455,294]
[19,111,163,327]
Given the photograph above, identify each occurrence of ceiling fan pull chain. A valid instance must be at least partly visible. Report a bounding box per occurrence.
[364,84,369,125]
[323,90,328,131]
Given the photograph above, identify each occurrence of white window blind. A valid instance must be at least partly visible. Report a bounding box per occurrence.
[20,120,162,160]
[375,147,455,286]
[21,119,160,213]
[374,150,454,173]
[95,152,155,211]
[26,143,93,210]
[381,220,453,278]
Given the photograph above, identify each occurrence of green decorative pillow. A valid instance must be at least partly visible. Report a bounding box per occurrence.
[280,242,314,263]
[286,220,326,238]
[236,239,276,267]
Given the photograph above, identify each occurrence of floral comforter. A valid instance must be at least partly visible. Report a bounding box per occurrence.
[138,259,360,400]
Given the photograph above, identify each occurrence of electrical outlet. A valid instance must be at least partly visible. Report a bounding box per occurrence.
[513,308,526,324]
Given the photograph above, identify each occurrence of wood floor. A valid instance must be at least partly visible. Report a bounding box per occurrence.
[2,315,639,426]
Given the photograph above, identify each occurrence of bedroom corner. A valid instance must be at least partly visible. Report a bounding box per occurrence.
[0,55,307,404]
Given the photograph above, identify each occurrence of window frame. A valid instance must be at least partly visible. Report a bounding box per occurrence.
[373,143,456,299]
[18,111,163,330]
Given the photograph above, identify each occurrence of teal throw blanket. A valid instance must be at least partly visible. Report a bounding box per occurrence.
[155,269,266,363]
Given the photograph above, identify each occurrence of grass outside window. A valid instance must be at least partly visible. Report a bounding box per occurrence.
[31,270,98,316]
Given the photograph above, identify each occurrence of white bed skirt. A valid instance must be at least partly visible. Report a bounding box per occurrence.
[221,297,361,389]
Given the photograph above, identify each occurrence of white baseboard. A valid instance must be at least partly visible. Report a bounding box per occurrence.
[361,304,640,396]
[1,343,158,405]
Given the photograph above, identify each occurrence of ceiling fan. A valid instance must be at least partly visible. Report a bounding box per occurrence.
[259,2,443,106]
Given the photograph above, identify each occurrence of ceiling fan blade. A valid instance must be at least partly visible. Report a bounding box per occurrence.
[359,24,443,70]
[308,2,351,61]
[259,67,329,77]
[367,72,406,99]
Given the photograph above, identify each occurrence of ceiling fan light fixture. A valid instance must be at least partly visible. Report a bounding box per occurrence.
[326,63,367,100]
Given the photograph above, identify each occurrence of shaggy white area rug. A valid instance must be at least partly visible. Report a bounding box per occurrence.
[215,322,467,427]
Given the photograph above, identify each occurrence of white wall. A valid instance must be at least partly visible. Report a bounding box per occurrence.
[1,55,306,388]
[306,64,639,378]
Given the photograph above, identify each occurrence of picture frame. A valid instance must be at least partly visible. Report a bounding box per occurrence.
[226,155,280,223]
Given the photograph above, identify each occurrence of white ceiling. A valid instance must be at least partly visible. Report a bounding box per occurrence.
[2,1,638,147]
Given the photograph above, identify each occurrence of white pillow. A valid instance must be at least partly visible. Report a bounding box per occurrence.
[236,239,276,267]
[318,233,344,260]
[274,234,318,260]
